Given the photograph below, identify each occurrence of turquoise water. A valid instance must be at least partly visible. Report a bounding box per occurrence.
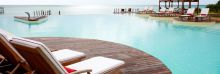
[0,5,220,74]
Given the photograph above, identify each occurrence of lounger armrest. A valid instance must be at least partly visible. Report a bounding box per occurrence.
[69,69,92,74]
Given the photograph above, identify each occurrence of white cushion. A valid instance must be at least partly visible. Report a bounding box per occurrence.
[66,56,125,74]
[52,49,85,62]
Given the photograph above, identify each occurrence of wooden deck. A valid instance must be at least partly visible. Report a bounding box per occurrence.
[27,37,171,74]
[212,17,220,23]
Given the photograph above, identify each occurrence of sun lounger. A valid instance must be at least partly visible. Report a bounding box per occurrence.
[166,7,180,17]
[166,7,176,16]
[143,6,149,13]
[195,8,210,22]
[167,7,174,13]
[0,29,86,66]
[200,8,209,16]
[146,7,155,14]
[0,34,34,73]
[137,6,155,14]
[179,8,195,21]
[186,8,195,16]
[151,7,179,17]
[159,7,167,13]
[152,7,167,16]
[10,37,125,74]
[137,6,148,14]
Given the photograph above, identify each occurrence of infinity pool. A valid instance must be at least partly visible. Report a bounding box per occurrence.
[1,14,220,74]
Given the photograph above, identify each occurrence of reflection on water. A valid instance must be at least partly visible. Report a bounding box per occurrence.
[172,25,205,31]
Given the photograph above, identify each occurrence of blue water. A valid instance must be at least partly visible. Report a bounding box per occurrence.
[0,5,220,74]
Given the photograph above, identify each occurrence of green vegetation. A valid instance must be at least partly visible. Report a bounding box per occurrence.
[206,0,220,13]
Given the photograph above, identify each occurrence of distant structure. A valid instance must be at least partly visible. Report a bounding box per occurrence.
[33,10,51,17]
[113,8,139,14]
[59,11,61,15]
[0,7,4,14]
[14,9,50,24]
[159,0,199,14]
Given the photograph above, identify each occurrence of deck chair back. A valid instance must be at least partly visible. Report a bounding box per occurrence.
[186,8,195,15]
[144,6,148,11]
[10,37,67,74]
[200,8,209,15]
[0,34,33,73]
[160,7,167,12]
[148,7,154,11]
[168,7,174,13]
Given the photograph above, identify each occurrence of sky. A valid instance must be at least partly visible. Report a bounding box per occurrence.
[0,0,218,5]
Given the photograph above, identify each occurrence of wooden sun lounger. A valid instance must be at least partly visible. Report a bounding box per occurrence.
[179,8,195,21]
[137,7,155,14]
[165,8,180,17]
[146,7,155,14]
[151,7,167,17]
[195,8,210,22]
[151,7,180,17]
[10,37,125,74]
[0,34,35,74]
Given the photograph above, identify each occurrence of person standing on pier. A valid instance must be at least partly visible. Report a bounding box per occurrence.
[59,10,61,15]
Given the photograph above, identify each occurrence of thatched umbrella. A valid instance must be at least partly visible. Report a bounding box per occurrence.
[159,0,199,14]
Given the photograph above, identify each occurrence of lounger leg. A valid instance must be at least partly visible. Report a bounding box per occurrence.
[6,62,34,74]
[8,63,20,74]
[25,70,36,74]
[0,58,5,64]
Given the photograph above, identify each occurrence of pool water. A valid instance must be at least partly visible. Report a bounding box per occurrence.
[1,12,220,74]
